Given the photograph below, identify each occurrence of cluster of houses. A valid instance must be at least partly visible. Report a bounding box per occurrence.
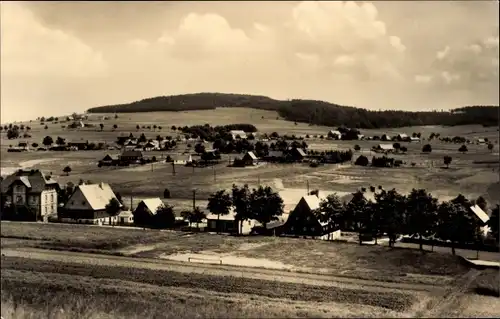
[0,169,493,242]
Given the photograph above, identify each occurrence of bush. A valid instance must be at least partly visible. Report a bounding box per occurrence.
[422,144,432,153]
[355,155,369,166]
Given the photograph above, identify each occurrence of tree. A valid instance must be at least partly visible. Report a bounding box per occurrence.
[182,207,206,228]
[31,143,38,148]
[136,125,140,131]
[422,144,432,153]
[488,205,499,244]
[56,136,66,145]
[393,143,401,151]
[63,166,72,176]
[44,125,48,130]
[194,143,206,154]
[249,185,284,230]
[400,146,408,153]
[154,204,176,229]
[436,199,479,255]
[100,123,104,131]
[232,184,252,235]
[458,144,468,154]
[374,189,406,247]
[487,143,494,152]
[6,129,19,139]
[317,194,346,229]
[113,124,118,130]
[345,190,369,243]
[354,144,361,151]
[354,155,369,166]
[42,136,54,147]
[405,189,439,250]
[443,155,452,168]
[207,190,232,233]
[164,188,171,199]
[105,198,122,225]
[171,125,177,131]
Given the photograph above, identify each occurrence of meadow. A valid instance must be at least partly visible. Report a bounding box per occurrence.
[1,108,498,212]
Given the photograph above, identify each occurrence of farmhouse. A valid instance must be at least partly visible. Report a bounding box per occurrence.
[143,140,160,151]
[357,134,365,140]
[381,134,392,141]
[133,198,165,225]
[230,130,247,140]
[0,169,59,222]
[117,210,134,225]
[100,154,119,166]
[264,151,284,162]
[289,148,307,161]
[409,136,420,142]
[205,208,257,234]
[119,150,143,163]
[397,133,409,141]
[327,130,342,140]
[242,151,258,166]
[280,195,340,240]
[174,154,193,165]
[373,144,395,152]
[477,138,486,144]
[67,140,89,150]
[59,182,122,224]
[17,142,29,151]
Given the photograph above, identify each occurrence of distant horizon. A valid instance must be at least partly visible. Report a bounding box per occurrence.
[1,91,499,126]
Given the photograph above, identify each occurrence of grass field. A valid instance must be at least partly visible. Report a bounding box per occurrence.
[1,108,498,206]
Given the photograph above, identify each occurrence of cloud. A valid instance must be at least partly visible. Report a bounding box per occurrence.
[0,2,107,78]
[430,34,499,87]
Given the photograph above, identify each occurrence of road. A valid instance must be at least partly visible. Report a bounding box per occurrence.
[1,247,444,293]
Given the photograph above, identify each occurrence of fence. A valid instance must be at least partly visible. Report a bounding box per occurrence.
[188,256,222,265]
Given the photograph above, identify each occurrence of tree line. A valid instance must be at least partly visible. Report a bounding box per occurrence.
[86,93,499,129]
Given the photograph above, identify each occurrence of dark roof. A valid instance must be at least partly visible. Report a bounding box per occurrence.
[267,151,284,157]
[120,150,143,157]
[102,154,119,161]
[68,140,88,145]
[1,170,58,194]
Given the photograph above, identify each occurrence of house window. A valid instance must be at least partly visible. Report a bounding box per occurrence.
[51,194,54,201]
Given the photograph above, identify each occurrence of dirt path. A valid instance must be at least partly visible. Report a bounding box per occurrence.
[1,247,444,294]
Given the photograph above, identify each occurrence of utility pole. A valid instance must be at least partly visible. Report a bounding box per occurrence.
[192,189,196,210]
[213,166,216,182]
[130,195,133,211]
[258,175,260,186]
[307,180,310,194]
[172,162,176,176]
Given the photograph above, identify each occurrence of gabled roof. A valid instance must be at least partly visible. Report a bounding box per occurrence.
[295,148,307,157]
[300,195,321,211]
[398,133,408,138]
[377,144,394,150]
[121,150,143,157]
[1,170,58,193]
[245,151,258,160]
[470,205,489,224]
[137,198,165,215]
[102,154,119,161]
[329,130,342,135]
[230,130,246,135]
[71,183,121,211]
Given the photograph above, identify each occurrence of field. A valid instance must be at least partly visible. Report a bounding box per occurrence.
[1,108,499,208]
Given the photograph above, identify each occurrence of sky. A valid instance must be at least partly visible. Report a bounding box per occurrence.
[1,1,499,122]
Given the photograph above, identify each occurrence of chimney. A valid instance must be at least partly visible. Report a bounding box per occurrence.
[99,182,104,189]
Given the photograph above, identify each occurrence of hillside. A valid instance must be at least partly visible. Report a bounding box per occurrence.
[87,93,499,129]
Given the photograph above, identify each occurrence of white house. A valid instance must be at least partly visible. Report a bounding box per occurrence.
[0,169,59,222]
[373,144,395,152]
[230,130,247,140]
[60,182,122,225]
[328,130,342,140]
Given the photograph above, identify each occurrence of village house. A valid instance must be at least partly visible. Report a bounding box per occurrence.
[373,144,395,153]
[117,210,134,225]
[119,150,143,163]
[242,151,259,166]
[469,204,490,236]
[289,148,307,161]
[174,154,193,165]
[59,182,122,225]
[67,140,89,150]
[381,134,392,141]
[205,208,257,234]
[264,150,284,162]
[327,130,342,140]
[280,195,340,240]
[397,133,409,141]
[100,154,119,166]
[409,136,420,142]
[476,138,486,145]
[132,198,165,225]
[0,169,59,222]
[357,134,365,140]
[230,130,247,140]
[17,142,30,151]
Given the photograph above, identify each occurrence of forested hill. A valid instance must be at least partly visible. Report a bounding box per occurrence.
[87,93,499,129]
